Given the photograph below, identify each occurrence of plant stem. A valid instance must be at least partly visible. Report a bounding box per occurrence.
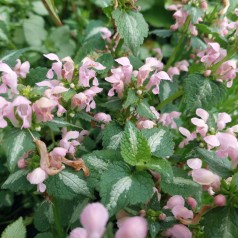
[165,16,191,70]
[156,90,183,111]
[53,199,64,238]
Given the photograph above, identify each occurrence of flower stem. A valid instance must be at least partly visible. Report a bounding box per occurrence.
[156,90,183,111]
[53,199,64,238]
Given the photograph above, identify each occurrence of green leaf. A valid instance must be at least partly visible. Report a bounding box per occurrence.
[123,89,138,108]
[100,162,153,215]
[183,74,226,112]
[42,0,62,26]
[145,157,174,181]
[1,169,34,192]
[136,0,155,11]
[96,53,114,74]
[136,100,157,120]
[1,217,26,238]
[121,122,151,166]
[184,5,204,24]
[25,67,48,86]
[0,191,13,208]
[112,9,148,55]
[148,220,160,238]
[34,233,53,238]
[23,14,47,46]
[203,207,238,238]
[142,127,174,158]
[195,147,232,178]
[191,37,206,50]
[3,129,36,172]
[83,150,123,189]
[150,29,172,38]
[46,118,83,130]
[0,48,28,68]
[34,203,54,232]
[45,169,92,200]
[91,0,113,8]
[161,177,202,203]
[102,122,123,150]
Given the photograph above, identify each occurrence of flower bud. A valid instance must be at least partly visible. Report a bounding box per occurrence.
[214,194,226,206]
[159,213,166,221]
[204,70,211,77]
[18,158,27,169]
[186,197,197,209]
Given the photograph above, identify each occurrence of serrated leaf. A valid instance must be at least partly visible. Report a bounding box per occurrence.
[203,207,238,238]
[112,9,148,55]
[195,147,232,178]
[148,220,161,238]
[100,162,153,215]
[76,112,95,122]
[23,14,47,46]
[45,170,92,200]
[161,177,202,203]
[136,100,157,120]
[183,74,226,112]
[83,150,123,189]
[102,122,123,150]
[1,169,34,192]
[142,127,174,158]
[123,89,138,108]
[145,157,173,181]
[1,217,26,238]
[3,129,36,172]
[46,118,83,129]
[25,67,48,86]
[121,122,151,166]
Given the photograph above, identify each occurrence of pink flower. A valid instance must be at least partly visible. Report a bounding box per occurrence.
[27,167,48,193]
[14,59,30,78]
[171,206,193,219]
[0,96,10,128]
[115,216,147,238]
[147,71,171,95]
[136,119,155,129]
[191,108,209,137]
[217,112,231,130]
[191,168,219,186]
[164,224,192,238]
[187,158,202,170]
[49,147,67,169]
[70,228,87,238]
[32,97,57,122]
[164,195,185,209]
[216,60,237,87]
[186,197,197,210]
[79,57,105,87]
[0,62,18,94]
[62,56,74,81]
[159,111,180,129]
[44,53,63,79]
[168,67,180,78]
[170,9,188,31]
[80,203,109,238]
[12,96,32,128]
[100,27,112,41]
[94,113,112,124]
[179,127,197,148]
[60,131,80,154]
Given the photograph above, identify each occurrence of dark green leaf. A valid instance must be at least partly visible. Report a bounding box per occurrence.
[150,29,172,38]
[136,99,157,120]
[123,89,138,108]
[25,67,48,86]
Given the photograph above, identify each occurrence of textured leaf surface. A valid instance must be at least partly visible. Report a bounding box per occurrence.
[102,122,123,150]
[1,169,34,192]
[25,67,48,86]
[45,170,92,200]
[3,129,36,172]
[123,89,138,108]
[136,100,157,120]
[112,9,148,55]
[142,127,174,158]
[203,207,238,238]
[100,162,153,215]
[121,122,151,166]
[183,74,226,112]
[161,177,202,202]
[1,217,26,238]
[195,147,232,178]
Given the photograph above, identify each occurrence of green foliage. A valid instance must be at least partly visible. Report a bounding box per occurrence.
[100,162,153,215]
[161,177,202,203]
[203,207,238,238]
[3,128,36,172]
[45,169,92,200]
[1,217,26,238]
[1,169,34,192]
[121,122,151,166]
[183,74,227,112]
[194,147,232,178]
[112,9,148,55]
[102,122,123,150]
[25,67,48,86]
[123,89,138,108]
[142,127,174,158]
[136,99,157,120]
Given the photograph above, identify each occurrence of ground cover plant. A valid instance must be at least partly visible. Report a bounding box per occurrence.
[0,0,238,237]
